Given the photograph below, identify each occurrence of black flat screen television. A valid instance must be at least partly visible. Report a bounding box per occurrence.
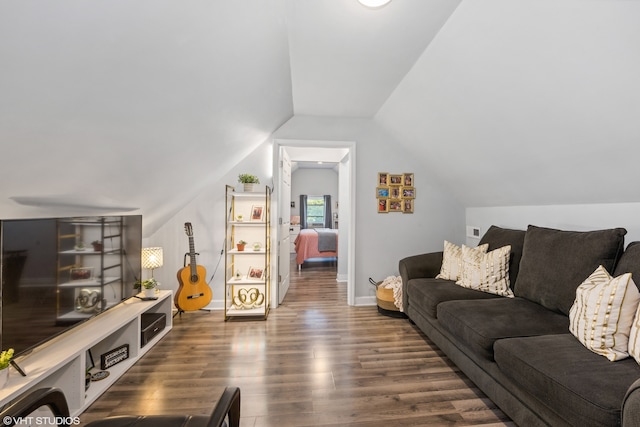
[0,215,142,357]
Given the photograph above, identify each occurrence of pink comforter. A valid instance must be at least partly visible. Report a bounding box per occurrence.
[294,229,338,265]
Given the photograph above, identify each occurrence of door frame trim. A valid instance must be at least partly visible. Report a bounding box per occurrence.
[271,138,356,307]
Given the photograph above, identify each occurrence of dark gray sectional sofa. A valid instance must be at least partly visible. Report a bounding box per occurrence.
[399,225,640,426]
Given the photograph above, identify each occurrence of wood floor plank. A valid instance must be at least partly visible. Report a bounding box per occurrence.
[79,258,514,426]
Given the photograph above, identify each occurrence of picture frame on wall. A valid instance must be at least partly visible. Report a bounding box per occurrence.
[376,187,390,199]
[403,173,414,186]
[402,187,416,199]
[403,199,414,214]
[378,198,389,213]
[390,186,401,199]
[389,174,403,185]
[389,199,403,212]
[377,172,389,186]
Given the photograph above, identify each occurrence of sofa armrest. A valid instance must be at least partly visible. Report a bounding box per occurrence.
[399,251,443,313]
[622,378,640,427]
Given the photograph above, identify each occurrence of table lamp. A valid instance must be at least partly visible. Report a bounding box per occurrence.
[141,247,163,279]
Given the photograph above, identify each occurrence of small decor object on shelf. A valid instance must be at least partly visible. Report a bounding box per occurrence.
[100,344,129,370]
[232,287,265,309]
[238,173,260,192]
[235,270,242,280]
[74,241,86,251]
[134,278,158,299]
[251,205,264,221]
[91,370,110,381]
[70,266,94,281]
[236,214,243,222]
[0,348,14,388]
[248,266,264,280]
[237,240,247,251]
[91,240,103,252]
[253,242,262,251]
[75,288,102,313]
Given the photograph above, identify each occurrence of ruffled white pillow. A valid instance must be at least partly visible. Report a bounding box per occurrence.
[456,244,514,297]
[569,265,640,361]
[436,241,488,281]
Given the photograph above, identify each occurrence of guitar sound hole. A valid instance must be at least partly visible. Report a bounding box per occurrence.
[191,275,199,283]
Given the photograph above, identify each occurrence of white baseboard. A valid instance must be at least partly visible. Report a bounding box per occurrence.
[355,295,377,306]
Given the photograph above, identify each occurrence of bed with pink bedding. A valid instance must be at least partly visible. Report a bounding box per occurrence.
[294,228,338,266]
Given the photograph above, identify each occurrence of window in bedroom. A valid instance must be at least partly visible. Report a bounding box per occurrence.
[306,196,325,226]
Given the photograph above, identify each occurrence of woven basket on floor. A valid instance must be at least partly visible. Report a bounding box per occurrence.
[376,286,397,312]
[370,278,406,318]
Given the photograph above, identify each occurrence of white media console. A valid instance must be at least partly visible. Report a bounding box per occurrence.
[0,290,173,417]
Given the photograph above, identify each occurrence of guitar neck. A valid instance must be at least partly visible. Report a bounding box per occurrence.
[189,236,198,275]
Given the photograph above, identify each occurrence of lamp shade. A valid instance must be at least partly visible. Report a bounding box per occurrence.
[141,247,163,270]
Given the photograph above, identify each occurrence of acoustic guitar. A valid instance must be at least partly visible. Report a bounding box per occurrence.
[175,222,212,311]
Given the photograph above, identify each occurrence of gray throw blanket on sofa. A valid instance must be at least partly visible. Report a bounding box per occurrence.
[315,228,337,252]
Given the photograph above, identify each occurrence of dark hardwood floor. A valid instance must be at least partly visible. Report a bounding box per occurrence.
[79,258,514,426]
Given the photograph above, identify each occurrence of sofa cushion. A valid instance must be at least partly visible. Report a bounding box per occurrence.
[437,298,569,360]
[478,225,526,288]
[495,334,640,427]
[456,244,514,297]
[569,265,639,361]
[614,241,640,281]
[514,225,626,315]
[406,278,500,318]
[436,240,488,281]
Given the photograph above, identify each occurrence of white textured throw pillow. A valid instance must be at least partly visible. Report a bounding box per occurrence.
[569,265,640,361]
[629,305,640,364]
[436,241,488,281]
[456,244,514,297]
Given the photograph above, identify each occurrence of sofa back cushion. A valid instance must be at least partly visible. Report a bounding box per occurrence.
[514,225,626,315]
[614,241,640,283]
[478,225,526,288]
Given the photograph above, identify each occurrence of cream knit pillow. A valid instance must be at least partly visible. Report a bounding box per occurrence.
[456,244,514,297]
[569,265,640,361]
[436,241,488,281]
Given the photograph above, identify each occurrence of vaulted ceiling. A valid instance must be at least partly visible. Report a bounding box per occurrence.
[1,0,639,234]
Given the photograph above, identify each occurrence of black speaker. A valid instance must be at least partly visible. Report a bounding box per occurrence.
[141,312,166,347]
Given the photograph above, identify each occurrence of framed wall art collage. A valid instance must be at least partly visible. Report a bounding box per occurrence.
[376,172,415,214]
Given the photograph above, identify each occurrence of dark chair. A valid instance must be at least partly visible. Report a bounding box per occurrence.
[0,386,240,427]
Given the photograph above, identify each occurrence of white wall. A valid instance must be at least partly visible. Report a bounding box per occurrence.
[146,140,274,310]
[291,168,339,226]
[466,203,640,247]
[275,115,465,305]
[127,114,468,308]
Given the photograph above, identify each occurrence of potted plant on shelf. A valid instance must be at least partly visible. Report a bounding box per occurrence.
[238,173,260,192]
[236,240,247,251]
[134,278,158,298]
[0,348,14,388]
[253,242,262,251]
[91,240,103,252]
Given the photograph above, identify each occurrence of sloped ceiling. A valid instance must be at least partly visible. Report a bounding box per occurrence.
[0,0,293,234]
[286,0,461,117]
[2,0,639,236]
[376,0,640,207]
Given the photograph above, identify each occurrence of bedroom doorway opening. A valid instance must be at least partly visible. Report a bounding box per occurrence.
[272,139,355,308]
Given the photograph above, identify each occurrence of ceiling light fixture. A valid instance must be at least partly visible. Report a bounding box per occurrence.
[358,0,391,8]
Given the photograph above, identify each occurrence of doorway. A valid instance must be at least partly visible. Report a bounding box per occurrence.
[272,139,355,308]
